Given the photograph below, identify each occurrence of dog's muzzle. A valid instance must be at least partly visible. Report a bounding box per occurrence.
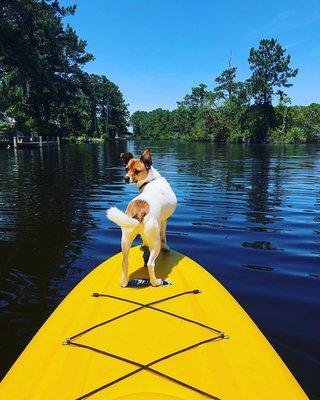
[124,176,130,184]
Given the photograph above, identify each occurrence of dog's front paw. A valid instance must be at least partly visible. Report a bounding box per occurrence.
[150,278,162,287]
[120,279,128,288]
[161,244,170,252]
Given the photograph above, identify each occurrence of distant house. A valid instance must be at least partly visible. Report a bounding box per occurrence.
[15,130,29,143]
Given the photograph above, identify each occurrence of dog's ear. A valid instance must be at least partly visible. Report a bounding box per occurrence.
[120,152,133,165]
[140,148,152,170]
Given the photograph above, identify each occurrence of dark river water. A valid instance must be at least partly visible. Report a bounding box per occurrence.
[1,141,319,398]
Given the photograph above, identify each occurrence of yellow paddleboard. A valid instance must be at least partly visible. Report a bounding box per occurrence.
[0,246,307,400]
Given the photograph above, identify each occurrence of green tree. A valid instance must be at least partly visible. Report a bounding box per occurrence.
[82,74,128,139]
[0,0,93,135]
[286,103,320,142]
[247,38,298,141]
[98,76,128,139]
[248,38,298,105]
[130,109,173,139]
[174,84,216,140]
[0,1,128,140]
[214,67,240,100]
[177,83,215,109]
[130,111,148,137]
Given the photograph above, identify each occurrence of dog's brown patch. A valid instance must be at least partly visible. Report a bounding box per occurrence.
[126,159,148,181]
[126,200,150,223]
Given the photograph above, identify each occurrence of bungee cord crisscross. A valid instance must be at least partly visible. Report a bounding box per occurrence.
[63,289,228,400]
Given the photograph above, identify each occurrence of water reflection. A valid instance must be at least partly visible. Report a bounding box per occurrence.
[0,141,129,372]
[0,141,320,399]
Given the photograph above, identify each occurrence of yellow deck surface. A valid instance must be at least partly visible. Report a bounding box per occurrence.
[0,246,307,399]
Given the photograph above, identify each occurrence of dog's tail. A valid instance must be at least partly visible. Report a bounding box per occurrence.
[106,207,140,228]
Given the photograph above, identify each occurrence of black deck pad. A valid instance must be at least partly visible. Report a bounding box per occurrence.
[127,278,171,287]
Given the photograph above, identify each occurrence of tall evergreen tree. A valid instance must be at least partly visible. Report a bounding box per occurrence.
[248,38,298,106]
[214,67,239,100]
[247,38,298,141]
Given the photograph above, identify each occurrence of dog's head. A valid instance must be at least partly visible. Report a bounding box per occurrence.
[120,148,152,184]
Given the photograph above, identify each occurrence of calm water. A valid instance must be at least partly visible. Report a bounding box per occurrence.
[1,141,320,398]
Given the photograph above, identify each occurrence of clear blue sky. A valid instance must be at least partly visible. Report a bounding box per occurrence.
[62,0,320,113]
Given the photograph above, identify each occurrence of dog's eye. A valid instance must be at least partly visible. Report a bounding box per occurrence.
[134,169,140,174]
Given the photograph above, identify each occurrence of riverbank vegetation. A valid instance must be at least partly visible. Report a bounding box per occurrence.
[1,2,319,143]
[0,0,128,140]
[131,39,320,143]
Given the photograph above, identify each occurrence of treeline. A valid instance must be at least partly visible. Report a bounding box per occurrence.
[131,39,320,143]
[0,0,128,140]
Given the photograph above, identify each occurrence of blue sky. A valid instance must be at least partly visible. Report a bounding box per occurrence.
[62,0,320,113]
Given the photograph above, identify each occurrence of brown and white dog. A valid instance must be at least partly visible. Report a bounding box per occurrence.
[107,148,177,287]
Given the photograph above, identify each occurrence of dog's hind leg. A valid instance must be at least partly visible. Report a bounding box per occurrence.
[144,219,162,286]
[120,231,135,287]
[160,220,170,252]
[147,240,161,286]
